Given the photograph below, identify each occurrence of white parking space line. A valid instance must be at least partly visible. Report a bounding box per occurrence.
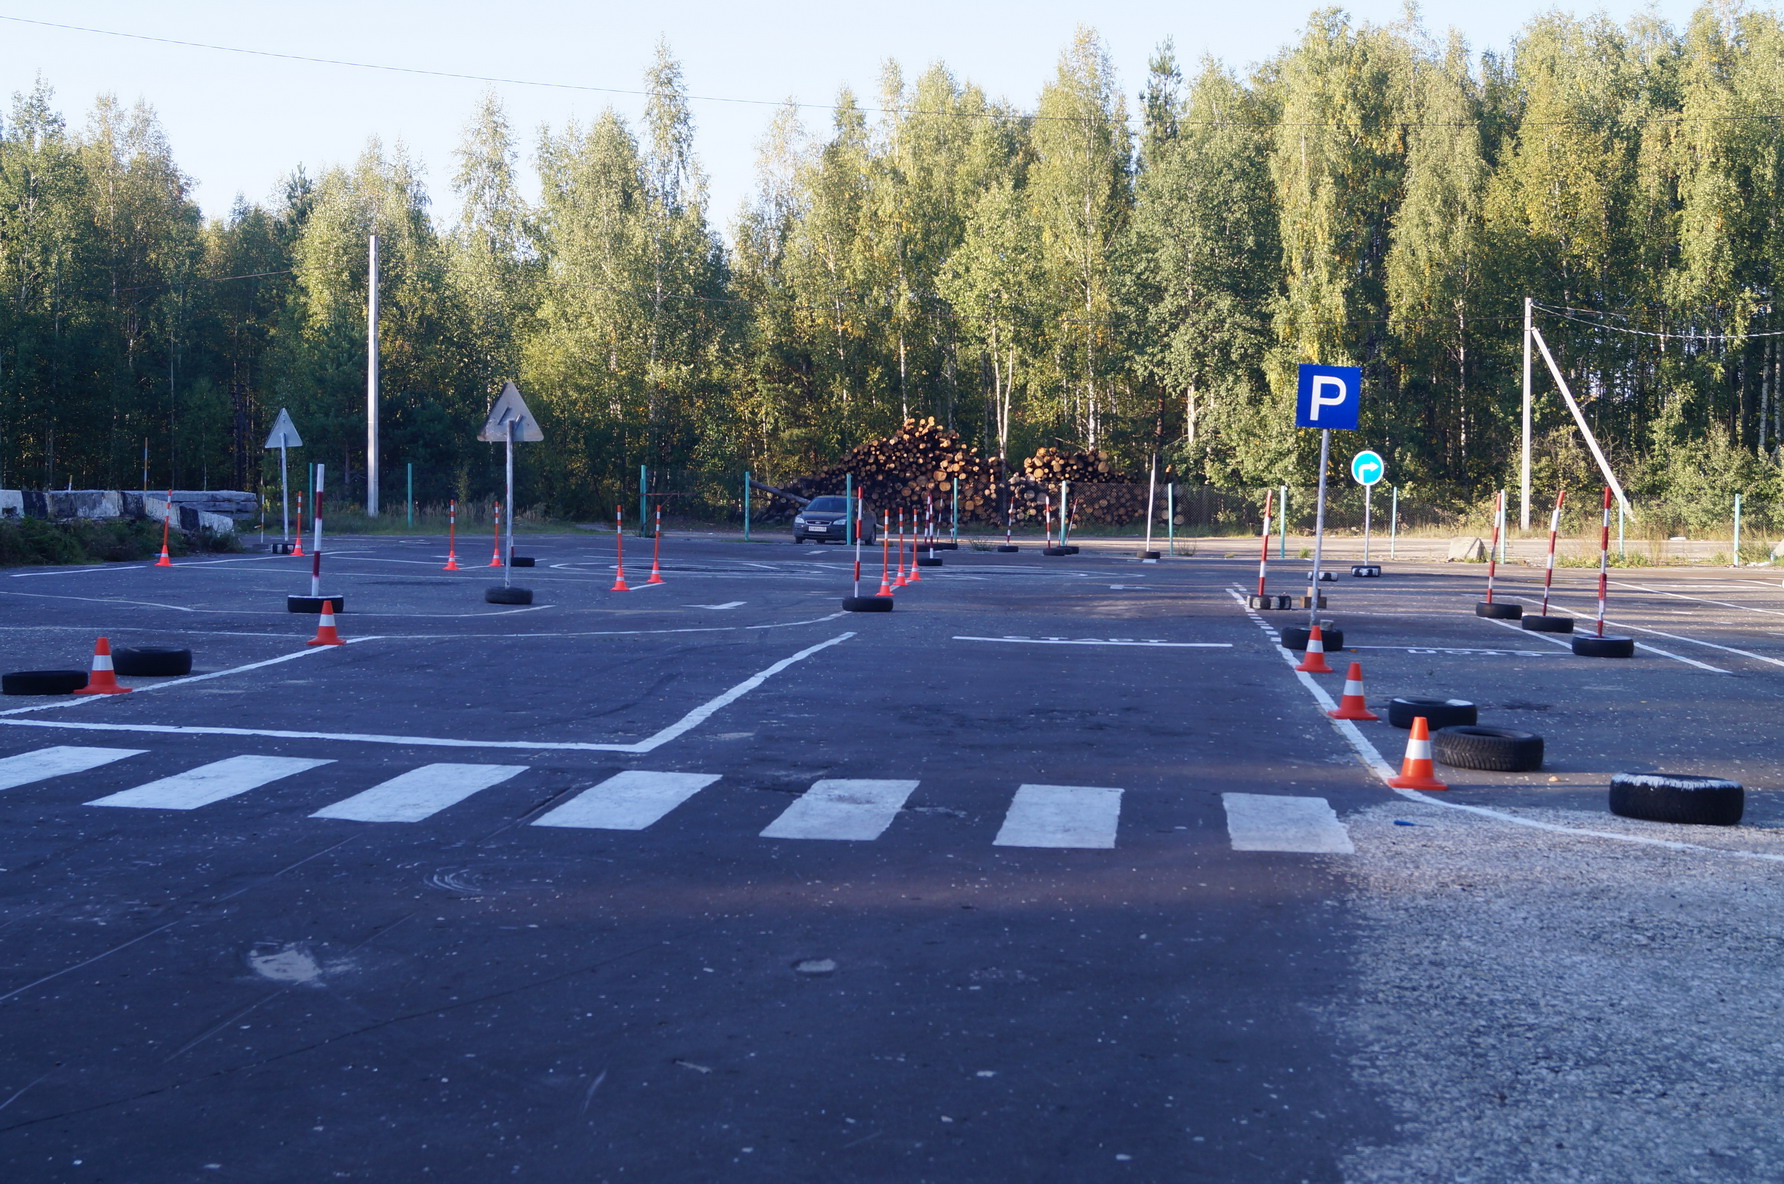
[1611,580,1784,619]
[1222,793,1354,854]
[688,602,745,610]
[0,745,144,791]
[1485,613,1729,672]
[760,779,919,841]
[1507,595,1784,671]
[87,755,333,810]
[993,784,1122,849]
[532,770,721,830]
[311,763,529,823]
[955,636,1231,648]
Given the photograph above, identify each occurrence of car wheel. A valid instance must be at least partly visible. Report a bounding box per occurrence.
[1433,725,1544,772]
[1386,697,1477,730]
[1609,773,1743,826]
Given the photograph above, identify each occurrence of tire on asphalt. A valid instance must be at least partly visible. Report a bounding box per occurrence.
[916,556,943,567]
[842,596,893,613]
[485,586,533,605]
[1278,626,1344,653]
[509,556,536,568]
[1042,547,1071,557]
[113,647,193,677]
[2,670,90,696]
[1433,725,1544,772]
[1386,697,1477,730]
[287,595,345,614]
[1475,601,1522,619]
[995,545,1020,553]
[1521,614,1574,633]
[1136,550,1161,560]
[1609,773,1743,826]
[1572,633,1636,657]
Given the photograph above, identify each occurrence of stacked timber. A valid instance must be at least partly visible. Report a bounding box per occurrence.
[1008,447,1143,524]
[780,418,1003,522]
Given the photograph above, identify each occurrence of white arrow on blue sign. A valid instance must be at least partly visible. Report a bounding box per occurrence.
[1350,450,1385,486]
[1295,364,1362,430]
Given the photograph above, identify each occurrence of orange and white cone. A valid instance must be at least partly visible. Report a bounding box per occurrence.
[1327,662,1380,721]
[1387,717,1448,790]
[443,549,460,571]
[1294,624,1335,674]
[73,636,132,695]
[307,605,345,647]
[154,542,172,567]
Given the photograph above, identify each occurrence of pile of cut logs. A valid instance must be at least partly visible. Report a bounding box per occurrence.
[1008,447,1144,524]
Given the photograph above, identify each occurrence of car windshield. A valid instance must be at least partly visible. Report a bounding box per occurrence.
[807,497,849,512]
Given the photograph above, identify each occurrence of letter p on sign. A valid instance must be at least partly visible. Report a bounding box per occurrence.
[1295,364,1362,430]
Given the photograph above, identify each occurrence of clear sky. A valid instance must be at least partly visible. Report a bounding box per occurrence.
[2,0,1709,236]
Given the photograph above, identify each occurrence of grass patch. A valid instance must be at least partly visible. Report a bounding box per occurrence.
[0,517,239,568]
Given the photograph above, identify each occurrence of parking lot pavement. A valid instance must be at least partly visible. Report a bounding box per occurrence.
[0,537,1781,1180]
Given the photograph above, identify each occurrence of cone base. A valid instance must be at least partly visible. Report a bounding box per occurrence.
[1328,706,1381,721]
[306,637,345,647]
[443,556,461,571]
[72,685,131,695]
[1295,657,1335,674]
[610,580,631,592]
[1388,774,1448,791]
[645,571,664,584]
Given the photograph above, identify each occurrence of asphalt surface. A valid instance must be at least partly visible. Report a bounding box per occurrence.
[1,530,1781,1182]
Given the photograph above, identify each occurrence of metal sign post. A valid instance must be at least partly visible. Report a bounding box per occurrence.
[1349,449,1385,575]
[1295,364,1363,621]
[478,382,544,595]
[263,408,303,550]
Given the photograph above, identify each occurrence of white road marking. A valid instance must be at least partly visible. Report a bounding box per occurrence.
[1505,596,1781,670]
[87,755,333,810]
[0,745,144,791]
[1222,793,1354,854]
[532,770,721,830]
[688,602,745,610]
[310,763,529,823]
[954,636,1231,648]
[993,784,1122,849]
[1483,616,1728,673]
[0,632,853,752]
[1610,580,1784,620]
[1349,644,1563,657]
[0,643,370,719]
[760,779,919,841]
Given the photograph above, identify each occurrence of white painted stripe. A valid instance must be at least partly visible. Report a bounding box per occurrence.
[87,755,333,810]
[311,763,529,823]
[954,636,1231,648]
[761,779,919,841]
[0,745,144,791]
[1223,793,1355,854]
[532,770,720,830]
[993,784,1122,849]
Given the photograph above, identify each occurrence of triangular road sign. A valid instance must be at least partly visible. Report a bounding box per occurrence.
[263,408,303,449]
[479,382,544,442]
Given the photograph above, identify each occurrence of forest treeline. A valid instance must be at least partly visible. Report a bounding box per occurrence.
[3,5,1784,528]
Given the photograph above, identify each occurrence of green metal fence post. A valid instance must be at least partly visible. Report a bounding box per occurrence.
[743,471,751,542]
[406,462,413,527]
[1167,482,1175,556]
[639,464,648,537]
[1389,485,1398,559]
[1734,492,1743,567]
[1278,485,1288,558]
[951,478,959,542]
[845,474,854,546]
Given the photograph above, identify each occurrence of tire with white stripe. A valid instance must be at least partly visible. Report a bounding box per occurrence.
[1386,697,1476,730]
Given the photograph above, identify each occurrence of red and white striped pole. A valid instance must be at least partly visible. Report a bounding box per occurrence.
[1255,489,1276,599]
[1483,490,1504,604]
[443,499,461,570]
[876,511,894,596]
[1044,495,1053,549]
[894,508,908,586]
[292,491,305,556]
[611,504,631,591]
[1538,489,1565,616]
[925,494,936,558]
[1004,501,1014,549]
[851,504,864,597]
[646,502,665,584]
[154,488,174,566]
[487,502,504,567]
[309,465,325,599]
[907,505,924,582]
[1594,485,1611,637]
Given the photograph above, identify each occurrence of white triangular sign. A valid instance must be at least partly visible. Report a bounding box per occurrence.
[263,408,303,449]
[479,382,543,442]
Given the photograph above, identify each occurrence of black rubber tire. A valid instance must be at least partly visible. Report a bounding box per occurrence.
[509,555,536,568]
[1350,565,1381,577]
[1272,595,1296,611]
[1278,626,1344,653]
[485,586,533,605]
[271,542,295,555]
[1521,614,1574,633]
[1246,594,1274,610]
[1572,634,1636,658]
[1042,547,1071,557]
[113,647,193,677]
[1062,545,1080,555]
[1609,773,1743,826]
[1434,725,1544,772]
[842,595,893,613]
[996,545,1020,553]
[1386,697,1477,730]
[1136,550,1161,560]
[932,542,957,551]
[2,670,89,696]
[288,595,345,614]
[1475,601,1522,619]
[916,556,943,567]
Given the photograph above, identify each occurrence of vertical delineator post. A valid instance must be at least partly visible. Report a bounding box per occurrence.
[367,234,380,518]
[1308,431,1331,628]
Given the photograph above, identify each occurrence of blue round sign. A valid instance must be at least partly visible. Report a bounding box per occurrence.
[1350,450,1385,486]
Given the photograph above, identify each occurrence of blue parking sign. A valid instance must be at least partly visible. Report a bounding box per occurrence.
[1295,364,1361,430]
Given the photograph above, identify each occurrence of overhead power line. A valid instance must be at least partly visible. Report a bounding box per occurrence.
[1536,302,1784,341]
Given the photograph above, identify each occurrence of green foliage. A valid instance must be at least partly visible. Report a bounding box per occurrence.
[0,516,232,567]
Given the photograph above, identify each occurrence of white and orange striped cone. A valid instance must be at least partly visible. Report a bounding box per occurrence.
[1387,717,1448,791]
[307,605,345,647]
[72,636,132,695]
[1327,662,1380,721]
[1294,624,1335,674]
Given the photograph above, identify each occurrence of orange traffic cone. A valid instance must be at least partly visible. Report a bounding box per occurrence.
[443,551,460,571]
[1294,624,1335,674]
[73,637,132,695]
[1387,717,1448,790]
[1327,662,1380,721]
[154,543,172,567]
[307,604,345,647]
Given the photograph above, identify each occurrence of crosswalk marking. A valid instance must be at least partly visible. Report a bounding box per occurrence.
[1222,793,1354,854]
[0,745,144,791]
[86,755,334,810]
[311,763,529,823]
[994,784,1123,849]
[531,770,721,831]
[761,779,919,841]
